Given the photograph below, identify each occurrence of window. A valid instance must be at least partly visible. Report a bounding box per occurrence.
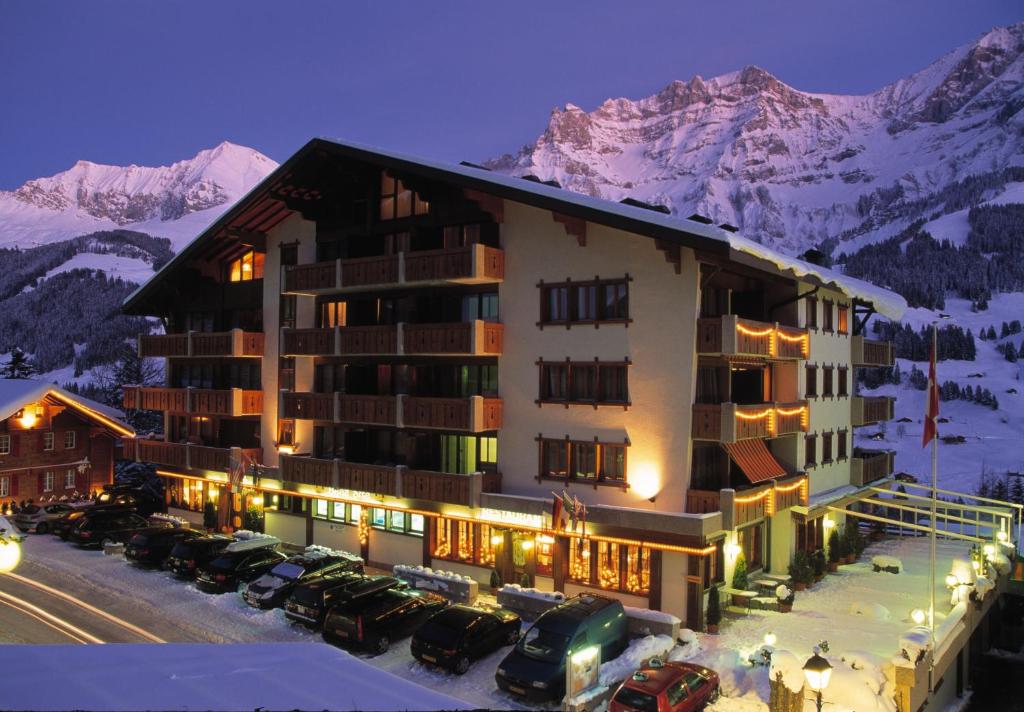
[228,250,264,282]
[43,432,54,451]
[806,297,818,329]
[331,501,347,521]
[379,173,429,220]
[0,477,8,497]
[0,434,9,455]
[805,434,817,468]
[838,367,849,397]
[540,278,630,325]
[409,514,424,535]
[568,538,650,595]
[314,499,329,518]
[369,507,421,537]
[538,361,630,406]
[64,470,75,489]
[838,305,849,334]
[278,421,295,448]
[667,681,689,707]
[371,508,386,528]
[822,300,834,332]
[822,432,834,464]
[738,522,763,567]
[823,367,834,397]
[837,430,849,460]
[63,431,76,449]
[805,365,818,398]
[538,438,629,485]
[43,471,54,492]
[348,504,361,524]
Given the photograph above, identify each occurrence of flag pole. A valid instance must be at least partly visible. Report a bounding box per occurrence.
[929,323,938,691]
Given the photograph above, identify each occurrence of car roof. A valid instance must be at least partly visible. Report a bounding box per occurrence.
[620,662,708,696]
[535,594,620,634]
[298,571,364,591]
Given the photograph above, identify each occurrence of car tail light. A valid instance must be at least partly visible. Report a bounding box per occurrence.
[442,649,457,656]
[186,560,196,569]
[80,531,92,539]
[215,574,227,583]
[356,616,363,641]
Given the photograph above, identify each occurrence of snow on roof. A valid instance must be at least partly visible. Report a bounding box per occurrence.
[126,137,906,320]
[0,379,133,435]
[0,643,473,711]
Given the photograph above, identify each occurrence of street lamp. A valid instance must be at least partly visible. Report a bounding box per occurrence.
[803,652,832,712]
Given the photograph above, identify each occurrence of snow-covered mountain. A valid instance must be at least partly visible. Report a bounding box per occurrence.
[487,23,1024,256]
[0,141,278,251]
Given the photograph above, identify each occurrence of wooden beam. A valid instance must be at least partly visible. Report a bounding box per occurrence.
[225,228,267,253]
[464,189,504,223]
[655,239,682,274]
[553,211,586,246]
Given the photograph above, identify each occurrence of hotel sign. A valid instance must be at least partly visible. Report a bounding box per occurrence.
[479,508,543,529]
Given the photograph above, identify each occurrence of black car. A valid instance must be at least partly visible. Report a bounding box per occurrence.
[243,551,364,610]
[124,527,204,566]
[195,544,287,593]
[284,573,402,628]
[69,511,169,548]
[95,487,165,516]
[412,604,521,674]
[322,587,448,655]
[165,535,234,579]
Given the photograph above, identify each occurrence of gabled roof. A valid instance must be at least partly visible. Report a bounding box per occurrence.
[0,379,134,437]
[123,137,906,320]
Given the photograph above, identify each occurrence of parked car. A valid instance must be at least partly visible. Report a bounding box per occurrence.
[411,604,521,674]
[14,503,78,534]
[0,515,27,544]
[496,594,629,703]
[69,510,169,548]
[322,587,448,655]
[165,535,234,579]
[609,660,720,712]
[95,486,165,516]
[284,573,401,628]
[243,549,363,610]
[124,527,204,566]
[195,537,286,593]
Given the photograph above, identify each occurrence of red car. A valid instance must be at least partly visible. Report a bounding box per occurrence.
[609,660,720,712]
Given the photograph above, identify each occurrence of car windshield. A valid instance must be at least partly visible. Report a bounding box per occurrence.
[516,624,570,664]
[270,562,306,580]
[207,554,241,571]
[612,687,659,712]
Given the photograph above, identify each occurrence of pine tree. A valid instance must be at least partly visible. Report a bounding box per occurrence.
[1,348,37,379]
[993,477,1009,502]
[92,342,163,432]
[1011,477,1024,506]
[1006,343,1018,363]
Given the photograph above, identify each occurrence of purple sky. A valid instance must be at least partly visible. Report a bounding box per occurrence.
[1,0,1020,189]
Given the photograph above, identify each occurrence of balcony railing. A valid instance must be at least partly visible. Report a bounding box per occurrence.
[686,489,720,514]
[122,438,262,474]
[696,315,809,360]
[283,244,504,294]
[852,396,895,427]
[851,449,895,487]
[283,392,502,432]
[282,321,502,357]
[279,454,500,507]
[123,386,263,417]
[138,330,264,358]
[852,336,895,368]
[691,401,808,442]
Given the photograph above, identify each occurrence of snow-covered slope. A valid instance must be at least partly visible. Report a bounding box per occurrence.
[0,141,278,251]
[488,23,1024,255]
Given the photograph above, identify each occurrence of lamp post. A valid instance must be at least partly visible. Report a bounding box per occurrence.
[803,652,832,712]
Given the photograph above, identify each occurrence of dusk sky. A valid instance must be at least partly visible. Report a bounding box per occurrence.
[1,0,1021,189]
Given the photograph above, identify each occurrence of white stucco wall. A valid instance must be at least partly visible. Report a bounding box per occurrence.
[312,519,361,554]
[368,529,422,568]
[659,551,687,623]
[265,509,307,547]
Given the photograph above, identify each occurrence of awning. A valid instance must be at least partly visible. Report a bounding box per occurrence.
[723,439,786,484]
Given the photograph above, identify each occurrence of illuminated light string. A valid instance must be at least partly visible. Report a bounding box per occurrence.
[735,323,810,358]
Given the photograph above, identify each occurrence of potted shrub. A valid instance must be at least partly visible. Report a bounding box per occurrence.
[811,549,826,583]
[706,585,722,634]
[843,520,862,563]
[731,552,750,606]
[489,569,502,595]
[788,551,813,591]
[519,572,531,588]
[827,529,842,572]
[776,584,794,613]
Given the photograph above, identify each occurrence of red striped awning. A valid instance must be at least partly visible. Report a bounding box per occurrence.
[723,439,786,484]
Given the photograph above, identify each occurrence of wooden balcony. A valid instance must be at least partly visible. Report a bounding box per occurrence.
[138,330,263,358]
[283,244,504,295]
[403,321,504,355]
[279,454,499,507]
[281,325,399,356]
[402,396,503,432]
[283,321,501,357]
[123,386,263,417]
[284,392,501,432]
[281,392,335,421]
[691,401,808,443]
[852,336,895,368]
[122,438,262,474]
[852,396,895,427]
[851,449,895,487]
[686,489,721,514]
[696,315,809,360]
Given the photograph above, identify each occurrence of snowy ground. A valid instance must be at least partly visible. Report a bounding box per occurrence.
[41,251,155,284]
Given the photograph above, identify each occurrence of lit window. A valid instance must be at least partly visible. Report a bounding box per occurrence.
[0,477,8,497]
[434,517,452,558]
[379,173,429,220]
[536,535,553,576]
[477,524,496,566]
[314,499,329,519]
[64,470,75,489]
[409,514,424,535]
[371,508,386,528]
[331,501,347,521]
[228,250,264,282]
[43,432,54,451]
[0,435,9,455]
[457,520,473,561]
[569,538,591,583]
[63,431,75,449]
[348,504,361,525]
[597,542,621,590]
[389,510,406,532]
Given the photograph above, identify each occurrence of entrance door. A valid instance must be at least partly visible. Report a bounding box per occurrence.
[511,532,535,588]
[685,579,700,630]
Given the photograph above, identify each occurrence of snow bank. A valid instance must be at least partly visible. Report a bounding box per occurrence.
[848,601,891,621]
[498,583,565,601]
[987,551,1011,575]
[598,634,675,687]
[678,628,698,646]
[232,529,273,541]
[900,627,932,662]
[975,576,995,598]
[394,564,473,582]
[623,605,680,625]
[768,650,804,693]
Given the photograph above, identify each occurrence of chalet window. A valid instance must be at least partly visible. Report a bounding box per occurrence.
[838,367,849,397]
[379,173,429,220]
[805,365,818,398]
[63,431,76,450]
[822,300,834,332]
[368,507,423,537]
[43,432,54,451]
[540,278,630,326]
[822,432,834,464]
[228,250,264,282]
[838,305,849,335]
[279,357,296,392]
[739,522,764,568]
[806,297,818,329]
[64,470,75,489]
[539,361,630,406]
[43,471,54,492]
[837,430,849,461]
[0,477,7,497]
[823,367,834,397]
[539,438,628,485]
[0,434,10,455]
[804,434,817,468]
[278,420,295,448]
[320,300,347,328]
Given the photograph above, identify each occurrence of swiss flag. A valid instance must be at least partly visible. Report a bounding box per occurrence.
[922,334,940,447]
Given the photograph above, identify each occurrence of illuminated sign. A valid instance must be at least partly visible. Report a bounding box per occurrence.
[479,508,543,529]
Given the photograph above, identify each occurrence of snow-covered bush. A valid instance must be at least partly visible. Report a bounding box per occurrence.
[776,584,793,604]
[848,601,891,620]
[769,650,805,693]
[871,555,902,573]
